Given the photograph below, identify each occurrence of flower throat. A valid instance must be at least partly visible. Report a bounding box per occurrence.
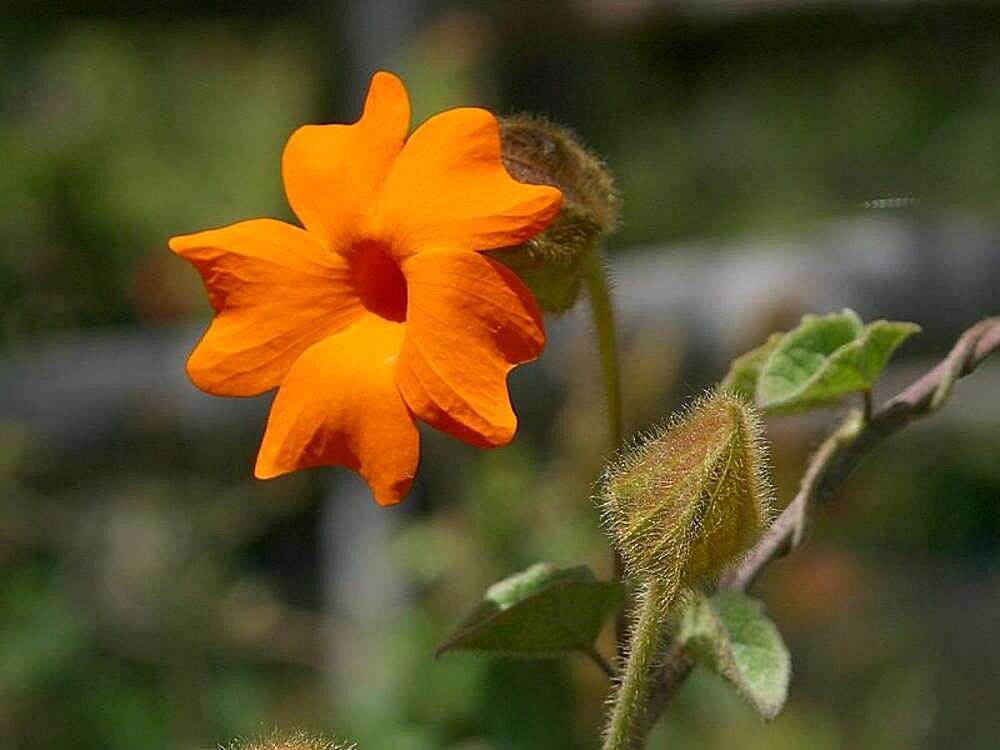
[352,241,408,322]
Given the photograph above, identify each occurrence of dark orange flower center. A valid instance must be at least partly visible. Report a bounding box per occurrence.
[352,241,408,322]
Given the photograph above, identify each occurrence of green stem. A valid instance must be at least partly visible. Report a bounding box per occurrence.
[583,248,629,653]
[582,248,624,450]
[602,579,674,750]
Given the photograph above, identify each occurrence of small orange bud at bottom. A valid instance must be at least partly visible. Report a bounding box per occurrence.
[601,390,773,605]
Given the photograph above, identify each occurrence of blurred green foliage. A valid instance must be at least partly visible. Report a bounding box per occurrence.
[0,20,313,337]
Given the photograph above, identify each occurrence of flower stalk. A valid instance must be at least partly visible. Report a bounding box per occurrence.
[582,246,629,655]
[602,580,678,750]
[583,247,624,450]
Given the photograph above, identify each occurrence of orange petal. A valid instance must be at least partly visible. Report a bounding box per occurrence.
[377,107,562,255]
[282,71,410,246]
[169,219,363,396]
[255,316,418,506]
[396,249,545,446]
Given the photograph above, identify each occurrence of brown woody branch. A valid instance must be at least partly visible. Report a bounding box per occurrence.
[639,316,1000,738]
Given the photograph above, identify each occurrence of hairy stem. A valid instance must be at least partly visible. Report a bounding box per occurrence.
[640,315,1000,733]
[602,580,674,750]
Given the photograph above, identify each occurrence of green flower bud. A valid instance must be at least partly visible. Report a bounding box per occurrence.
[230,731,355,750]
[601,390,773,608]
[492,115,619,313]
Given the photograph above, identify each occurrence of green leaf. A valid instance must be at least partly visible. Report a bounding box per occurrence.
[720,332,783,399]
[677,590,790,720]
[437,563,624,658]
[755,309,920,413]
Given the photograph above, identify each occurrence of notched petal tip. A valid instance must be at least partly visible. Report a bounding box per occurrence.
[253,321,419,507]
[184,353,220,395]
[281,71,410,241]
[367,70,408,109]
[253,449,415,506]
[167,231,200,256]
[378,106,565,254]
[478,416,518,448]
[166,223,251,258]
[515,184,563,239]
[184,349,264,398]
[252,457,284,481]
[531,184,565,224]
[370,475,414,507]
[168,219,361,397]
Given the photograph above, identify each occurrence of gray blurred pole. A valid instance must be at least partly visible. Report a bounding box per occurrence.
[321,474,411,697]
[320,0,423,701]
[341,0,421,91]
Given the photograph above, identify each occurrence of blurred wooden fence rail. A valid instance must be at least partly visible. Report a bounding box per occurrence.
[3,212,999,444]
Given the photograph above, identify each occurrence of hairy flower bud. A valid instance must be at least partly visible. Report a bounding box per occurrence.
[230,731,355,750]
[492,115,619,313]
[601,391,773,607]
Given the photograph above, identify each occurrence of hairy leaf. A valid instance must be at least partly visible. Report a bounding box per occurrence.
[437,563,624,658]
[720,332,783,399]
[755,309,919,412]
[677,590,790,720]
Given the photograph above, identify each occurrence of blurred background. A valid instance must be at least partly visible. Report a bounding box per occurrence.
[1,1,999,748]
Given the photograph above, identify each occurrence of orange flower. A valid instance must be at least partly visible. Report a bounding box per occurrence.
[169,72,562,505]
